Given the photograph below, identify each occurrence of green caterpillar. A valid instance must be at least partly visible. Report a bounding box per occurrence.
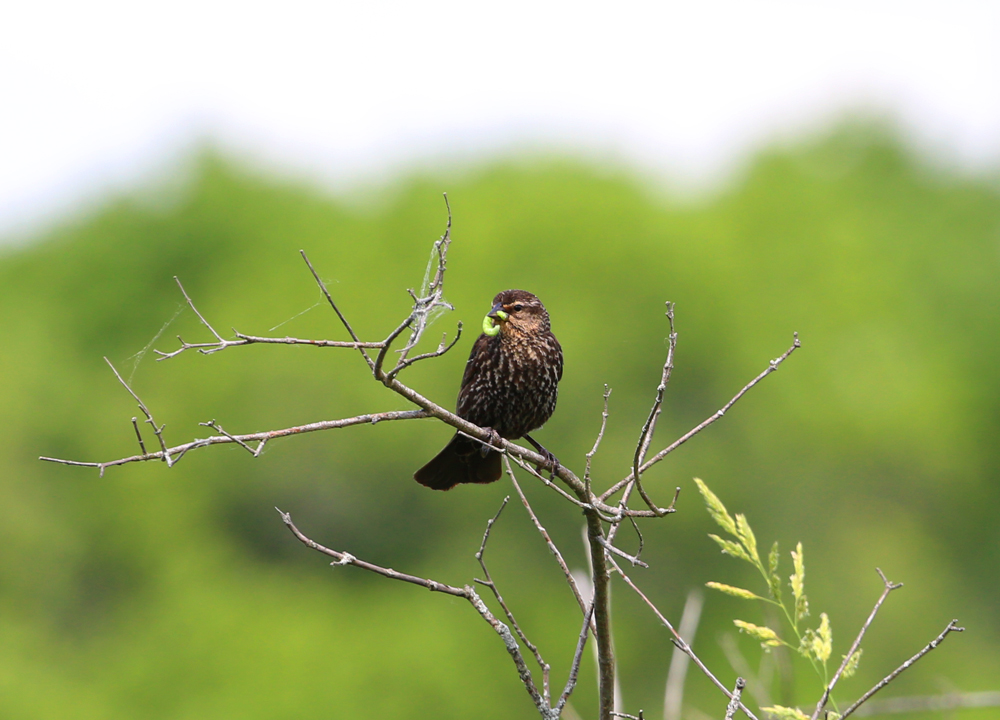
[482,310,508,336]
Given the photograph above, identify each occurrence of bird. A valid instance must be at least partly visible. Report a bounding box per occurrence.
[414,289,563,490]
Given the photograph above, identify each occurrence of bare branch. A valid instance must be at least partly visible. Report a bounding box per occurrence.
[104,357,172,469]
[300,249,376,370]
[627,515,644,563]
[175,276,225,343]
[725,678,747,720]
[584,385,613,493]
[718,633,771,711]
[597,536,648,568]
[628,302,678,516]
[154,274,383,361]
[387,323,463,380]
[467,589,554,719]
[277,508,557,719]
[554,601,597,714]
[608,557,759,720]
[474,496,551,704]
[602,333,800,503]
[810,568,903,720]
[839,619,964,720]
[395,194,456,363]
[41,409,431,473]
[278,508,468,596]
[504,457,593,620]
[155,332,382,360]
[373,315,414,379]
[130,417,146,455]
[507,453,618,521]
[199,419,260,456]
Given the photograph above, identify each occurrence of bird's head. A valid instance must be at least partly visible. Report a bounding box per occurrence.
[482,289,550,337]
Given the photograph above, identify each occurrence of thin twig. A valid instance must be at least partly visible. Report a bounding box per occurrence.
[199,419,259,456]
[278,508,468,595]
[508,453,617,520]
[608,557,759,720]
[155,332,382,360]
[602,333,800,503]
[130,417,146,455]
[810,568,903,720]
[838,620,964,720]
[504,457,592,620]
[395,195,455,362]
[300,250,376,370]
[718,634,771,711]
[103,357,172,469]
[555,601,597,714]
[628,302,678,516]
[597,536,648,568]
[475,496,551,703]
[41,409,431,473]
[387,323,463,380]
[277,508,557,719]
[725,678,747,720]
[584,385,613,495]
[373,315,414,380]
[153,276,383,361]
[628,516,644,563]
[175,276,224,342]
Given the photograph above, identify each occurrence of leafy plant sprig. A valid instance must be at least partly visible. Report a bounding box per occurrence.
[696,478,862,720]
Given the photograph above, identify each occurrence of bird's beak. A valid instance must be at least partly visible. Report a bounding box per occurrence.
[488,302,509,322]
[482,302,509,337]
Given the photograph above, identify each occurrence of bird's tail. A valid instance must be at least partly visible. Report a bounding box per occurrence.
[414,433,503,490]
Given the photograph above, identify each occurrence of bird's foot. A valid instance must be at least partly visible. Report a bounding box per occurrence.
[538,451,561,479]
[479,427,503,458]
[524,434,560,478]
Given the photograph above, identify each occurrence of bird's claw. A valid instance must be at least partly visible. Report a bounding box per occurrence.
[480,427,503,458]
[536,449,561,479]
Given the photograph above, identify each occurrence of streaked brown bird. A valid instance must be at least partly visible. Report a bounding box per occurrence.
[414,289,563,490]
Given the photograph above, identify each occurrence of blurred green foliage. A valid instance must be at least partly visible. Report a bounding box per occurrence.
[1,120,998,719]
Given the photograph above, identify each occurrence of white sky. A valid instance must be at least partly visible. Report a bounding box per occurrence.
[1,1,998,236]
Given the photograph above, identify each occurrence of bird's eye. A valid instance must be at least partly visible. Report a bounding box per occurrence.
[512,304,524,312]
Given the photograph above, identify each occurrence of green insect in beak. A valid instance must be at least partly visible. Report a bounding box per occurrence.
[483,309,509,337]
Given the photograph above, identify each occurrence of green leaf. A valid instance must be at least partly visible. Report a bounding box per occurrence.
[695,478,737,536]
[762,705,809,720]
[709,534,752,563]
[735,513,761,567]
[734,619,782,647]
[841,648,863,679]
[706,582,762,600]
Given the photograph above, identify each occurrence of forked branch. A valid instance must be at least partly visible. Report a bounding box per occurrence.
[601,332,800,503]
[278,507,591,720]
[839,619,964,720]
[810,568,903,720]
